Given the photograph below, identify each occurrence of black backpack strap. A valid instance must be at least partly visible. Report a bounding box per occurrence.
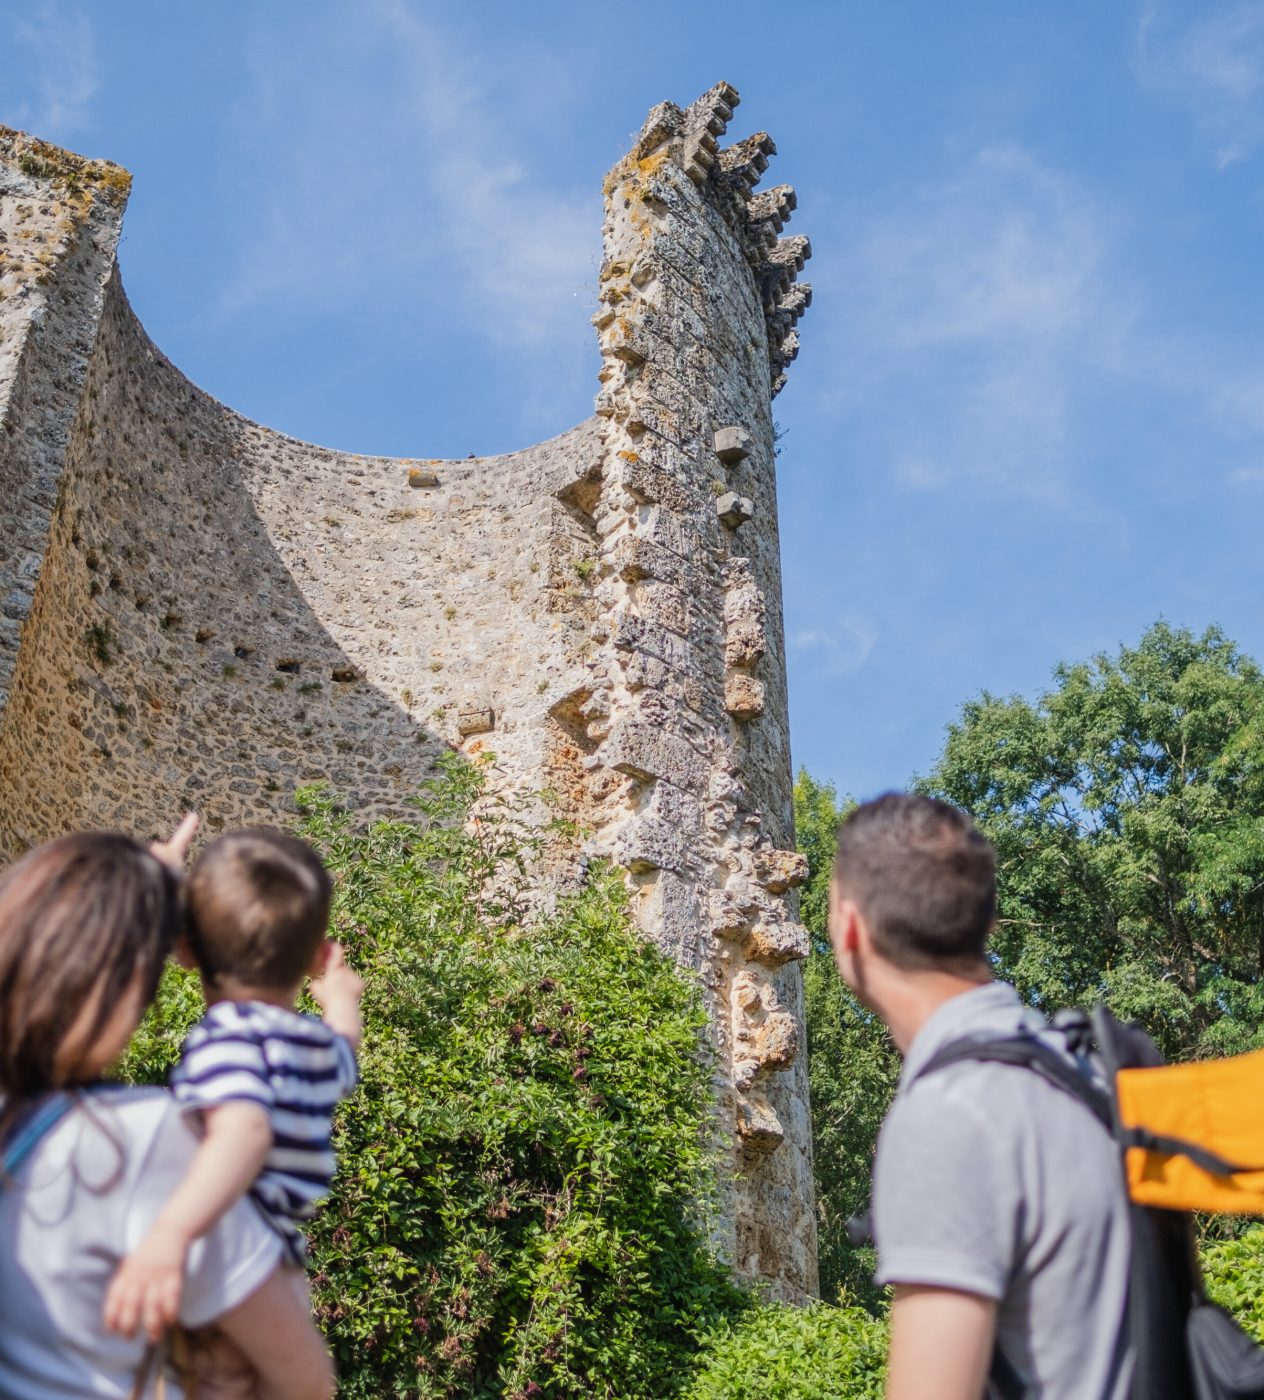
[988,1344,1026,1400]
[913,1033,1114,1131]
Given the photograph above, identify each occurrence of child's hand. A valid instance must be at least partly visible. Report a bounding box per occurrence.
[310,942,364,1048]
[104,1231,188,1341]
[150,812,199,874]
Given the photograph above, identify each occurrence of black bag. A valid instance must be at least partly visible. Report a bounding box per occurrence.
[1187,1301,1264,1400]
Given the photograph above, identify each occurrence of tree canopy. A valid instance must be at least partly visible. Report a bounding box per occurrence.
[799,621,1264,1304]
[922,621,1264,1058]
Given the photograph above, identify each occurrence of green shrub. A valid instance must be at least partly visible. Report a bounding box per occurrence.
[681,1302,886,1400]
[123,758,746,1397]
[1202,1224,1264,1343]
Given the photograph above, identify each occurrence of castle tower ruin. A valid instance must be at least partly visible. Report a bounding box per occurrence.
[0,83,817,1298]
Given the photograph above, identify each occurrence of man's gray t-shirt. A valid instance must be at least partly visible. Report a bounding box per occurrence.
[873,982,1132,1399]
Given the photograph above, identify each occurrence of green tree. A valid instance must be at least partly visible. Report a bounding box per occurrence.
[922,621,1264,1060]
[794,771,899,1309]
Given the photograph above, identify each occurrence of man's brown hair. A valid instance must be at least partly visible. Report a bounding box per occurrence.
[833,793,996,970]
[186,828,331,991]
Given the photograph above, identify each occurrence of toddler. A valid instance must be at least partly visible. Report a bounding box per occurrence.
[104,827,362,1385]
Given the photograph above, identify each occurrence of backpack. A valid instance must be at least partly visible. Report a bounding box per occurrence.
[852,1005,1264,1400]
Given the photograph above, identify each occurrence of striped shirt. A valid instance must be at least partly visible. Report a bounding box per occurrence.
[170,1000,357,1260]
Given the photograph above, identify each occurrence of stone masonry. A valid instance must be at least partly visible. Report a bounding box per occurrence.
[0,83,817,1298]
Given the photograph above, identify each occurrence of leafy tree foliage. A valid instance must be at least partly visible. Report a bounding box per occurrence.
[794,771,899,1309]
[923,622,1264,1059]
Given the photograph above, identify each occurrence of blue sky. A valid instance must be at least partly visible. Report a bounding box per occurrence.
[4,0,1264,800]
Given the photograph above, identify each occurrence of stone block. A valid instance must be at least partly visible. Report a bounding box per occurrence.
[725,619,766,669]
[725,672,765,720]
[457,703,494,737]
[611,613,691,671]
[407,468,439,489]
[649,778,703,832]
[604,721,706,793]
[753,847,809,893]
[638,581,689,637]
[753,1010,799,1072]
[716,493,753,529]
[736,1095,784,1152]
[639,870,704,966]
[609,534,699,592]
[615,812,689,874]
[621,457,693,513]
[714,425,753,465]
[744,917,810,967]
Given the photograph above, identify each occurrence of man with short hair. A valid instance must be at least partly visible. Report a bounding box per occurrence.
[828,793,1132,1400]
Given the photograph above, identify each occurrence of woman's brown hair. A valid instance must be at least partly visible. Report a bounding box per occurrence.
[0,833,180,1101]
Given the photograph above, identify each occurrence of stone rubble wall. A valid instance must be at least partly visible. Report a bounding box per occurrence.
[0,84,818,1299]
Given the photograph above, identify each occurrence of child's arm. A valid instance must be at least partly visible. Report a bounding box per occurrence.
[104,1100,273,1342]
[309,942,364,1051]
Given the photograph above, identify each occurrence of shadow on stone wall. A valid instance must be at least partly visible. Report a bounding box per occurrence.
[0,271,599,853]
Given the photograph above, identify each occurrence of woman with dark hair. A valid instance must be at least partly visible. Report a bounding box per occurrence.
[0,827,335,1399]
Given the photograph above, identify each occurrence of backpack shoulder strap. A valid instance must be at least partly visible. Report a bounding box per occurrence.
[3,1093,74,1178]
[913,1033,1114,1131]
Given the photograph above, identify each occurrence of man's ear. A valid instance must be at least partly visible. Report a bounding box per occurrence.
[173,936,198,971]
[308,938,333,979]
[836,899,863,953]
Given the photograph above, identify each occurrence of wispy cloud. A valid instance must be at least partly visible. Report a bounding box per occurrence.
[819,145,1125,501]
[2,0,97,137]
[1135,1,1264,167]
[220,0,599,391]
[789,620,877,677]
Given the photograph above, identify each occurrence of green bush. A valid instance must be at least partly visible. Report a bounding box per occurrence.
[681,1302,886,1400]
[123,758,749,1397]
[1202,1225,1264,1343]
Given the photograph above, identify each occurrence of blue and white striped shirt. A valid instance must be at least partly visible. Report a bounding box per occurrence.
[170,1001,357,1259]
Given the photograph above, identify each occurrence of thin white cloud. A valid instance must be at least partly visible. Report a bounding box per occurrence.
[819,145,1122,501]
[789,621,877,677]
[219,0,599,373]
[3,0,97,137]
[1135,2,1264,167]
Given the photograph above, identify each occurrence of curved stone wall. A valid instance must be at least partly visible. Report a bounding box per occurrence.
[0,85,818,1299]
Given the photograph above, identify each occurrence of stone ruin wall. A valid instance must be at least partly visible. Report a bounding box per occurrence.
[0,83,818,1299]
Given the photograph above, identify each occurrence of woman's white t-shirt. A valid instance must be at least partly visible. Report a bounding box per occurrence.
[0,1086,281,1398]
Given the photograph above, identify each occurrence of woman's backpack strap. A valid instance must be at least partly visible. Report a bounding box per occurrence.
[2,1093,74,1179]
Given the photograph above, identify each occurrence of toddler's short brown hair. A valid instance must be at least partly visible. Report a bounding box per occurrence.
[186,828,331,990]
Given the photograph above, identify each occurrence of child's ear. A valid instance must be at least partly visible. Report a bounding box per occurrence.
[172,936,198,971]
[309,939,333,979]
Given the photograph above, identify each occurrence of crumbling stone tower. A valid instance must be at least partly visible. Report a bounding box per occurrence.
[0,82,817,1297]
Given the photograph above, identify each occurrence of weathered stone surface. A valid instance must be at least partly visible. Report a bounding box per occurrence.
[0,79,817,1302]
